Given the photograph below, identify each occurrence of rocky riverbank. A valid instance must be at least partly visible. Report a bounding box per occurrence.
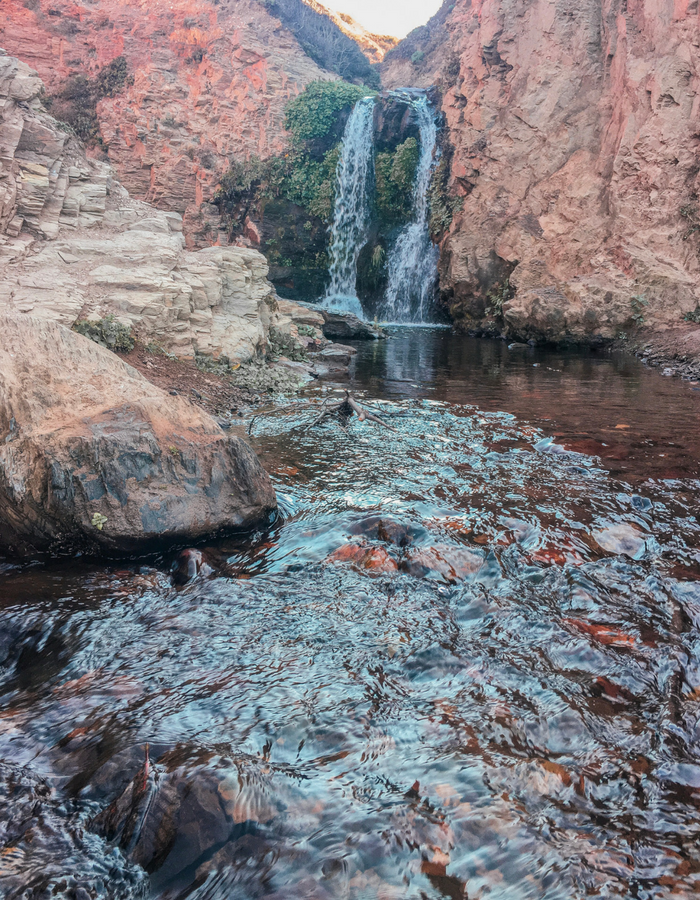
[0,50,377,559]
[627,324,700,382]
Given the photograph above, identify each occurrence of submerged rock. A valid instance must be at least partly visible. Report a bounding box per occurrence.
[92,751,279,890]
[0,761,147,899]
[0,315,277,557]
[593,524,647,559]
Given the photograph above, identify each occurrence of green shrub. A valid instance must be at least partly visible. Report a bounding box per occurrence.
[284,81,370,143]
[282,146,341,220]
[375,137,420,224]
[74,314,135,352]
[216,144,341,225]
[50,56,131,144]
[411,50,425,65]
[486,279,514,319]
[630,294,648,327]
[94,56,130,98]
[681,203,700,240]
[684,308,700,323]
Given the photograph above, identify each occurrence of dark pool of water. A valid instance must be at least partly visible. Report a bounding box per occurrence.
[2,330,700,899]
[347,329,700,482]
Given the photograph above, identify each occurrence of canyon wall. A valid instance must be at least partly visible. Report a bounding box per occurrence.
[0,48,274,364]
[384,0,700,342]
[0,0,336,244]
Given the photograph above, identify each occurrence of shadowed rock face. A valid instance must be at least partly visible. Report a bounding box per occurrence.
[0,315,277,558]
[382,0,700,343]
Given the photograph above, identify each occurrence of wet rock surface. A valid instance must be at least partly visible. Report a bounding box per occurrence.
[0,315,276,557]
[0,761,148,899]
[321,310,384,341]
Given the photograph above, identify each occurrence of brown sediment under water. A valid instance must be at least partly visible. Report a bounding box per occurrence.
[2,328,700,899]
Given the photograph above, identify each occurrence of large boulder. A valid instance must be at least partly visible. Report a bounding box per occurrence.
[321,310,384,341]
[0,315,276,558]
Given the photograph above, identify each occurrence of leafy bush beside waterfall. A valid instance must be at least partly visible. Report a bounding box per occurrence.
[214,81,449,305]
[284,82,370,144]
[215,82,369,300]
[374,138,420,224]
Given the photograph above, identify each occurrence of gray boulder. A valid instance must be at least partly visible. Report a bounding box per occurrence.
[0,315,276,557]
[321,311,384,341]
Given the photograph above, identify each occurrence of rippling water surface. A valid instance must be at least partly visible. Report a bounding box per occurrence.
[2,331,700,899]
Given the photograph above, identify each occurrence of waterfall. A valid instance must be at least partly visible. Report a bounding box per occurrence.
[379,96,440,324]
[322,91,440,325]
[324,96,375,320]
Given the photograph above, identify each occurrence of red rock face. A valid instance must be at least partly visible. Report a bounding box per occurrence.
[0,0,331,245]
[382,0,700,341]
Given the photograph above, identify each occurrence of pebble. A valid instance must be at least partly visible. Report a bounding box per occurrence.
[593,524,646,559]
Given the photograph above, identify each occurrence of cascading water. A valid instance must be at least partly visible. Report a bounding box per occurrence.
[324,96,375,320]
[379,95,440,324]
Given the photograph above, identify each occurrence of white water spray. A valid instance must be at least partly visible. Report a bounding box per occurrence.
[380,96,440,324]
[324,96,375,319]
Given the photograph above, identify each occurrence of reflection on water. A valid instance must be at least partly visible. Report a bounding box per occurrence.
[1,330,700,899]
[349,329,700,481]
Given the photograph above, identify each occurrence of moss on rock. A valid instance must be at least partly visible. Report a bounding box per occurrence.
[374,137,419,225]
[73,315,135,352]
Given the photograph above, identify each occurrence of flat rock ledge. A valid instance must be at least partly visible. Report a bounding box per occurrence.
[0,315,277,558]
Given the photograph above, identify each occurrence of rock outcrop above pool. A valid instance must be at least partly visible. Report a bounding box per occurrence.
[383,0,700,343]
[0,49,276,364]
[0,0,341,243]
[0,315,277,558]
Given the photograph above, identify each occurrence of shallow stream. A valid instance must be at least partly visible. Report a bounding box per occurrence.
[2,330,700,899]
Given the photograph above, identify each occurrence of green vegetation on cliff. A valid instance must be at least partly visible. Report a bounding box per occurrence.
[285,81,370,143]
[48,57,132,144]
[374,137,419,225]
[215,81,372,299]
[216,82,368,228]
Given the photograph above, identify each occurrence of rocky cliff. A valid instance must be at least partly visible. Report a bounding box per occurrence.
[0,48,278,362]
[0,0,340,244]
[383,0,700,343]
[0,49,280,555]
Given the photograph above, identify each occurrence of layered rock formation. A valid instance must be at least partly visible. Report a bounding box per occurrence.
[383,0,700,342]
[0,50,276,362]
[0,51,111,240]
[0,314,276,557]
[0,0,339,243]
[0,51,278,556]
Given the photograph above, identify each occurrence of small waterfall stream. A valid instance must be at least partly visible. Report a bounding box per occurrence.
[379,96,440,324]
[323,91,440,324]
[324,96,375,319]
